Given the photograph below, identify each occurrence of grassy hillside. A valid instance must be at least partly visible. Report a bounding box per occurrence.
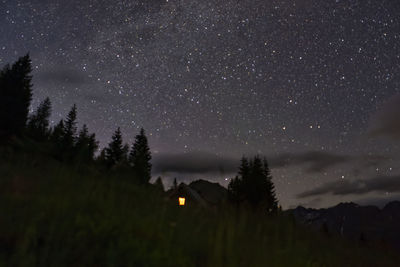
[0,146,399,266]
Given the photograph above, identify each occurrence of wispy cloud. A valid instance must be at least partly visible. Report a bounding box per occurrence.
[269,151,350,173]
[298,175,400,198]
[153,151,238,175]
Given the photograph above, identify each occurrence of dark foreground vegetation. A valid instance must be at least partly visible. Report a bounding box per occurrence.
[1,55,399,266]
[1,147,400,267]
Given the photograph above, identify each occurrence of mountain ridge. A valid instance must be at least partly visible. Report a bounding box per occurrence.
[288,201,400,249]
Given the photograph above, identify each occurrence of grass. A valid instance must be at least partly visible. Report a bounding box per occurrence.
[0,146,399,266]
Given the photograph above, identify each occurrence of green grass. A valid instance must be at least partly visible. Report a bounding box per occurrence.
[0,148,399,266]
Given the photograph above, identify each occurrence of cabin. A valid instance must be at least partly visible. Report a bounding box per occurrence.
[168,183,207,208]
[167,179,227,208]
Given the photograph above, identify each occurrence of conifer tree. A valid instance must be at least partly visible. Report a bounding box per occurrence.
[105,127,124,167]
[173,178,178,190]
[244,156,268,209]
[0,54,33,138]
[50,119,65,160]
[228,157,248,204]
[262,158,278,213]
[228,155,278,213]
[228,176,242,204]
[87,133,99,160]
[75,124,89,161]
[122,143,130,164]
[27,97,52,140]
[97,148,108,165]
[75,124,98,162]
[63,104,78,149]
[155,177,164,191]
[129,128,152,184]
[238,156,250,180]
[76,124,89,146]
[51,119,65,143]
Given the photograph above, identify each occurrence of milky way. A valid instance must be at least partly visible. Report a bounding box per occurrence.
[1,0,400,208]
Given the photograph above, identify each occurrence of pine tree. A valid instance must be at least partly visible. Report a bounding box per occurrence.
[97,148,107,166]
[244,156,266,208]
[155,177,164,191]
[228,157,249,205]
[63,104,78,149]
[262,158,278,213]
[75,124,89,161]
[238,156,250,179]
[75,124,98,162]
[87,133,99,160]
[105,127,124,167]
[129,128,152,184]
[228,156,278,213]
[228,176,242,205]
[122,143,130,164]
[76,124,89,146]
[0,54,33,139]
[173,178,178,190]
[50,119,65,160]
[27,97,52,140]
[51,119,65,143]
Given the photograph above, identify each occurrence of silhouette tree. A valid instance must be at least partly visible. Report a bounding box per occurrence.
[51,119,65,143]
[121,143,130,165]
[27,97,52,141]
[238,156,250,180]
[244,156,265,207]
[228,157,249,204]
[155,177,164,191]
[262,158,278,213]
[105,127,124,167]
[63,104,78,149]
[97,148,108,166]
[228,155,278,213]
[49,119,65,160]
[227,176,242,205]
[129,128,152,184]
[0,54,33,139]
[87,133,99,160]
[75,124,98,162]
[173,178,178,190]
[76,124,89,145]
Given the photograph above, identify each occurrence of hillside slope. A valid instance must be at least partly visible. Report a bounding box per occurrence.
[0,150,399,266]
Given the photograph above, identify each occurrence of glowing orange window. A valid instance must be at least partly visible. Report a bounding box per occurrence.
[179,197,186,206]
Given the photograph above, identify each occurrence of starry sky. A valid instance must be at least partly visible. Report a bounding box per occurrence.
[1,0,400,208]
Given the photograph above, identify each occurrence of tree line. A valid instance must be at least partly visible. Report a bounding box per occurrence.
[0,54,278,213]
[0,54,152,184]
[228,156,278,213]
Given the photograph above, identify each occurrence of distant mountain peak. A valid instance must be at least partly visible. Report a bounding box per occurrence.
[333,202,359,209]
[288,200,400,249]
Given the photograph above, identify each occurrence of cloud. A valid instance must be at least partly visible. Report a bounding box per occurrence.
[297,175,400,198]
[35,68,88,85]
[369,94,400,139]
[269,151,350,173]
[154,151,349,176]
[153,150,389,178]
[152,152,238,175]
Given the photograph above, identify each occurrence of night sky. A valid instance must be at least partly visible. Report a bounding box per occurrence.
[1,0,400,208]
